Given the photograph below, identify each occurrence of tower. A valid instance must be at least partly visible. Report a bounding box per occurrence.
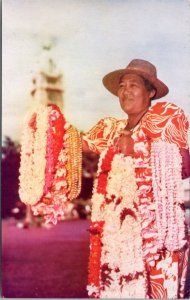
[31,39,64,110]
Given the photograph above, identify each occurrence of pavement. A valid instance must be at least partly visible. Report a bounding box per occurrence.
[2,218,190,299]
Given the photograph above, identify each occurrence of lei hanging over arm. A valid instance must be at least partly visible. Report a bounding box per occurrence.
[143,102,189,252]
[19,104,82,224]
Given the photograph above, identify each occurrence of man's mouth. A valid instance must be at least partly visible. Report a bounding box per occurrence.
[123,96,133,102]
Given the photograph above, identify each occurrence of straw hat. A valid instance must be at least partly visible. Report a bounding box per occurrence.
[102,59,169,100]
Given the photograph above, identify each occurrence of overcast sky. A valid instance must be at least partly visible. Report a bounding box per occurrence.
[3,0,190,141]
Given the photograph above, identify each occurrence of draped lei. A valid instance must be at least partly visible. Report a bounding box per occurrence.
[85,102,189,298]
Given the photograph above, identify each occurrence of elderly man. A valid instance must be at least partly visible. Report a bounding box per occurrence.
[82,59,190,298]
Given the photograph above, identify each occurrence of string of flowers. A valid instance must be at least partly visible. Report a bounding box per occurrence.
[43,105,65,194]
[88,145,147,298]
[151,141,187,251]
[100,152,147,298]
[19,104,50,205]
[87,148,111,298]
[133,128,161,269]
[65,125,82,201]
[87,220,104,298]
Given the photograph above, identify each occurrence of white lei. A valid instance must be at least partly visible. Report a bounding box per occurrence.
[90,151,147,298]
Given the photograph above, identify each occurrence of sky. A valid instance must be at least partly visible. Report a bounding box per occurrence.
[3,0,190,141]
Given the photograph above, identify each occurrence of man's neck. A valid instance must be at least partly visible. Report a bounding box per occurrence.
[127,107,149,130]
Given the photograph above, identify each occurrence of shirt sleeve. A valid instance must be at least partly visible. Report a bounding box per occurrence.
[82,117,125,154]
[143,102,190,179]
[142,102,189,149]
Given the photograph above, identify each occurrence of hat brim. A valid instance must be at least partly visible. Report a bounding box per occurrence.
[102,69,169,100]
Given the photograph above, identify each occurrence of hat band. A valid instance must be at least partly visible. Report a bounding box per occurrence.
[126,67,157,78]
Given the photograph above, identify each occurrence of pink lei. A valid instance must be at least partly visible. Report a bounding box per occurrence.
[151,140,187,251]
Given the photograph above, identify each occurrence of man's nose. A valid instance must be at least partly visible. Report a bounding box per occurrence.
[123,85,130,94]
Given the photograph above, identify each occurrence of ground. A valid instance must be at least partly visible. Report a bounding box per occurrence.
[2,218,190,298]
[2,218,89,298]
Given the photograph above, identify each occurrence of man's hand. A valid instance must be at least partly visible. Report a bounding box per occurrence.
[114,130,135,156]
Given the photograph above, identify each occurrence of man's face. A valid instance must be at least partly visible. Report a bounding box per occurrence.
[118,74,153,115]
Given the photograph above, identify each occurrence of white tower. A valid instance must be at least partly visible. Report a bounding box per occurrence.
[31,39,64,110]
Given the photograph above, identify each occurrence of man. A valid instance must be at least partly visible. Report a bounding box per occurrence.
[20,59,190,298]
[83,59,190,298]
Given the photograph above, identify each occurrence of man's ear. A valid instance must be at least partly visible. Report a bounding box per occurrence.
[150,89,156,99]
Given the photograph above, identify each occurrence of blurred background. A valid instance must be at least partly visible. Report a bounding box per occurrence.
[2,0,190,298]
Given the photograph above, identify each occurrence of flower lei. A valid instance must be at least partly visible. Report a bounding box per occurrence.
[132,128,161,268]
[66,125,82,201]
[19,104,82,224]
[87,146,147,298]
[151,140,187,251]
[19,104,52,205]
